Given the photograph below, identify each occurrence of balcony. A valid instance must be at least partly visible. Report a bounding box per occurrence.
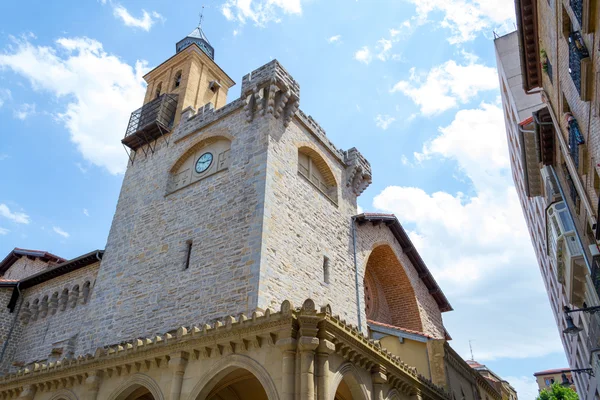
[568,31,592,100]
[122,94,178,151]
[567,115,585,170]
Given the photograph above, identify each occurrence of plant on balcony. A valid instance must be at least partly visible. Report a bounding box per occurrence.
[541,49,549,72]
[536,383,578,400]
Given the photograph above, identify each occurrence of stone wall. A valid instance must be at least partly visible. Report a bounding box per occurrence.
[0,287,16,371]
[2,263,100,372]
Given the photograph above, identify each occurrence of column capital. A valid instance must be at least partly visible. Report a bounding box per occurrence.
[276,337,298,352]
[298,336,320,352]
[168,351,189,374]
[371,365,387,384]
[316,339,335,355]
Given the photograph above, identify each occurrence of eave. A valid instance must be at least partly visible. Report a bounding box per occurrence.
[515,0,541,91]
[354,213,453,313]
[0,248,66,276]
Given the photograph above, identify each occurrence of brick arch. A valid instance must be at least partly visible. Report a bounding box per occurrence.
[297,144,337,187]
[363,244,423,332]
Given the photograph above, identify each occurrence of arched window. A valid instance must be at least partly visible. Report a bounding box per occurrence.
[155,82,162,99]
[297,147,338,203]
[173,71,182,89]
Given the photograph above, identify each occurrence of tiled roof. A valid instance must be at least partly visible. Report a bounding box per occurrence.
[534,368,571,376]
[0,248,66,275]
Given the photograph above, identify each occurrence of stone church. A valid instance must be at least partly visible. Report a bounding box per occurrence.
[0,25,511,400]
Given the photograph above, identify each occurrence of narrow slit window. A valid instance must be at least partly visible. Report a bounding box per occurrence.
[185,240,193,270]
[173,71,182,89]
[323,256,330,284]
[155,82,162,99]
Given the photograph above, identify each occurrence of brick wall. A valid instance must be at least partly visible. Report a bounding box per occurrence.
[2,258,53,281]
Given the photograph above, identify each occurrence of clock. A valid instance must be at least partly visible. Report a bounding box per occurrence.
[195,152,213,174]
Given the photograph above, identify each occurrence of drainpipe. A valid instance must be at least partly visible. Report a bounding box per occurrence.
[351,216,362,332]
[0,282,23,366]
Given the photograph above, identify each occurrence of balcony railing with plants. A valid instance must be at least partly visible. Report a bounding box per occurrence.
[570,0,583,27]
[568,31,589,96]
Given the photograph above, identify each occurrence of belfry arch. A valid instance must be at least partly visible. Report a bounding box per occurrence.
[363,244,423,333]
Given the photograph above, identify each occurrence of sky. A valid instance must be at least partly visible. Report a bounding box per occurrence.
[0,0,568,398]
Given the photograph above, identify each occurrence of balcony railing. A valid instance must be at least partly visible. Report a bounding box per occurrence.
[563,163,580,207]
[570,0,583,27]
[122,94,178,151]
[568,31,589,96]
[567,114,585,169]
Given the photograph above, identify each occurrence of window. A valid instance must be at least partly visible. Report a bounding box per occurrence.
[155,82,162,99]
[545,378,552,386]
[173,70,182,89]
[562,92,571,113]
[323,256,330,284]
[562,5,572,39]
[297,148,338,203]
[184,240,193,270]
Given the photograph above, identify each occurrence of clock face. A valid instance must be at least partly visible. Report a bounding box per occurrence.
[195,152,213,174]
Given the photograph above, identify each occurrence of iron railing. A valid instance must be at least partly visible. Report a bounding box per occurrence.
[570,0,583,27]
[567,116,585,169]
[124,94,178,139]
[568,31,589,95]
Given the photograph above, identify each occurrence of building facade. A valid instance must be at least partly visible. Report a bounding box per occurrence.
[533,368,576,393]
[0,26,513,400]
[497,0,600,396]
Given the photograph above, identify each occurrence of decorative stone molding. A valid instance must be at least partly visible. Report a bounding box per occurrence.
[0,299,451,400]
[345,148,372,196]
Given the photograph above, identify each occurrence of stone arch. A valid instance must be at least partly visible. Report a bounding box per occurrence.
[167,132,234,194]
[363,244,423,332]
[330,363,370,400]
[384,389,401,400]
[188,354,279,400]
[297,144,338,202]
[49,389,78,400]
[107,374,165,400]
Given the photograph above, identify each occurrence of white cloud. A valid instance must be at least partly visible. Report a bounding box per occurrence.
[504,376,540,400]
[407,0,514,44]
[375,114,395,130]
[83,208,89,217]
[13,103,36,120]
[0,35,148,174]
[0,227,9,235]
[391,59,498,115]
[222,0,302,26]
[328,35,342,44]
[372,103,563,360]
[53,226,70,238]
[0,88,11,107]
[112,5,164,31]
[354,46,372,64]
[0,204,30,224]
[376,38,393,61]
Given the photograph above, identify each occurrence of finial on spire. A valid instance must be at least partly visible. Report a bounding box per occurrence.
[199,5,205,28]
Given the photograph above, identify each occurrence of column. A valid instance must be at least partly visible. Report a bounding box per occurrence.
[316,336,335,400]
[168,351,189,400]
[276,337,298,400]
[371,365,387,400]
[85,370,104,400]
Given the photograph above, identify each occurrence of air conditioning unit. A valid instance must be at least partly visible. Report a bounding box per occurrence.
[541,166,561,205]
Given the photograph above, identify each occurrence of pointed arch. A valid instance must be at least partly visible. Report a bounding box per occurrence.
[187,354,279,400]
[49,389,78,400]
[330,363,370,400]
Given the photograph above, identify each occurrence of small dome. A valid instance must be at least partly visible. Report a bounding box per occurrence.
[176,26,214,59]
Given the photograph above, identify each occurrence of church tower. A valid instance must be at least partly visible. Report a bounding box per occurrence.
[78,24,374,352]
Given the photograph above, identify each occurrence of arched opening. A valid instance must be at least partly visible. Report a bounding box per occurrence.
[297,146,338,203]
[155,82,162,99]
[331,364,368,400]
[202,368,268,400]
[363,244,423,332]
[123,386,154,400]
[173,71,182,89]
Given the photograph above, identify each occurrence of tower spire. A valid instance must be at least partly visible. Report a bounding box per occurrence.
[175,6,215,59]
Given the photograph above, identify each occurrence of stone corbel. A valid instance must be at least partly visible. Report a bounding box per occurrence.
[255,87,266,116]
[265,79,278,116]
[283,97,299,128]
[274,90,290,119]
[244,92,255,122]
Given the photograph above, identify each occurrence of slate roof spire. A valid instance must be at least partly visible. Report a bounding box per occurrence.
[176,8,215,59]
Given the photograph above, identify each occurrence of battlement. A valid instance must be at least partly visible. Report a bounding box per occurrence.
[345,148,372,195]
[241,60,300,100]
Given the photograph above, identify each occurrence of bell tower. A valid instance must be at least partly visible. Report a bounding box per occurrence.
[122,22,234,153]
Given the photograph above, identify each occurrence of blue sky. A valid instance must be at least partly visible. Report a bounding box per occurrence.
[0,0,567,397]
